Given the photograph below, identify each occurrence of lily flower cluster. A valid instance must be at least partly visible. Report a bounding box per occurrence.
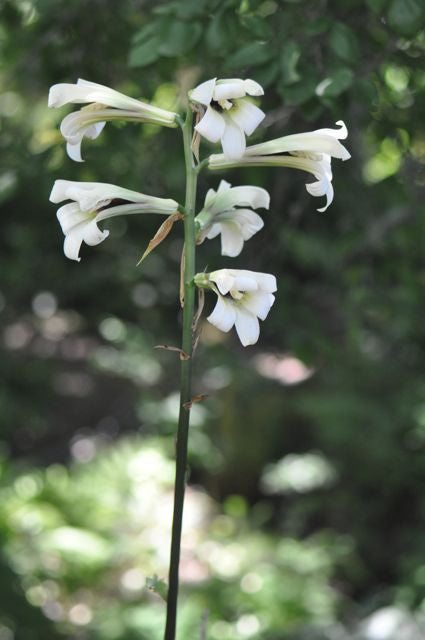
[49,75,350,346]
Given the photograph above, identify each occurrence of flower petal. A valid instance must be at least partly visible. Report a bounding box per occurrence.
[213,79,247,101]
[306,177,334,212]
[241,291,275,320]
[219,222,244,257]
[195,106,226,143]
[226,209,264,240]
[210,185,270,213]
[210,271,236,295]
[63,230,84,262]
[232,275,259,292]
[315,120,348,140]
[221,118,246,160]
[49,180,71,203]
[205,223,221,240]
[207,295,236,332]
[190,78,216,106]
[229,99,265,136]
[67,141,83,162]
[234,306,260,346]
[217,179,232,193]
[83,219,109,246]
[243,79,264,96]
[56,202,89,234]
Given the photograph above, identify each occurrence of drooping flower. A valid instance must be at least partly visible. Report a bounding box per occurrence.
[48,79,178,162]
[50,180,179,261]
[208,121,350,212]
[195,268,277,346]
[195,180,269,257]
[189,78,265,160]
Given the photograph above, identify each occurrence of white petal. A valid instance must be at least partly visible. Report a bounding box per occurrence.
[83,220,109,246]
[195,106,226,143]
[85,121,106,140]
[227,209,264,240]
[229,99,265,136]
[315,120,348,140]
[234,307,260,346]
[306,177,334,212]
[221,118,246,160]
[203,180,231,210]
[211,185,270,213]
[219,222,244,257]
[232,275,259,292]
[207,295,236,332]
[243,79,264,96]
[60,111,106,143]
[56,202,89,234]
[241,291,275,320]
[245,128,350,160]
[217,179,232,193]
[213,79,246,101]
[190,78,216,106]
[66,141,83,162]
[49,180,72,203]
[50,79,144,112]
[63,231,84,261]
[210,271,236,295]
[205,223,221,240]
[204,186,218,209]
[233,270,277,293]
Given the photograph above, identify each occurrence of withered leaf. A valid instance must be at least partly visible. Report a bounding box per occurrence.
[137,212,184,265]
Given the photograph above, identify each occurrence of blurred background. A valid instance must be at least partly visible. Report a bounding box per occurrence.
[1,0,425,638]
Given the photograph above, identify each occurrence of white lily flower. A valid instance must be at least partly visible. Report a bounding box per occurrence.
[50,180,179,261]
[48,79,178,162]
[195,268,276,346]
[209,121,350,212]
[189,78,265,160]
[195,180,269,257]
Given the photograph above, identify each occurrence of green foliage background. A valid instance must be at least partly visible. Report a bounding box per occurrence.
[1,0,425,638]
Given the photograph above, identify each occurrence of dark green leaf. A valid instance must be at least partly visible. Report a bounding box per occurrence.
[158,21,202,56]
[280,40,301,85]
[128,37,160,68]
[241,15,273,38]
[279,75,317,105]
[387,0,424,35]
[225,41,273,69]
[365,0,388,12]
[304,17,331,35]
[329,22,359,63]
[206,14,229,53]
[316,68,354,97]
[131,22,157,45]
[251,61,279,87]
[175,0,210,18]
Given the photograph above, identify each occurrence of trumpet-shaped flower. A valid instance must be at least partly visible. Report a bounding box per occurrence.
[48,79,178,162]
[195,268,276,346]
[208,121,350,212]
[195,180,269,257]
[50,180,178,261]
[189,78,265,160]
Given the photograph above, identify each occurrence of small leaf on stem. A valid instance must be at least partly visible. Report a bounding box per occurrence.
[146,575,168,602]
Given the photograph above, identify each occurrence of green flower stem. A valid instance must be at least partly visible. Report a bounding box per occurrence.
[164,106,197,640]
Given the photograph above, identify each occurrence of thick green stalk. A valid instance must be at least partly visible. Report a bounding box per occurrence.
[164,106,197,640]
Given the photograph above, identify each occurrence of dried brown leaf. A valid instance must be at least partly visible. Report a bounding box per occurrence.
[137,212,184,265]
[154,344,190,360]
[183,394,208,409]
